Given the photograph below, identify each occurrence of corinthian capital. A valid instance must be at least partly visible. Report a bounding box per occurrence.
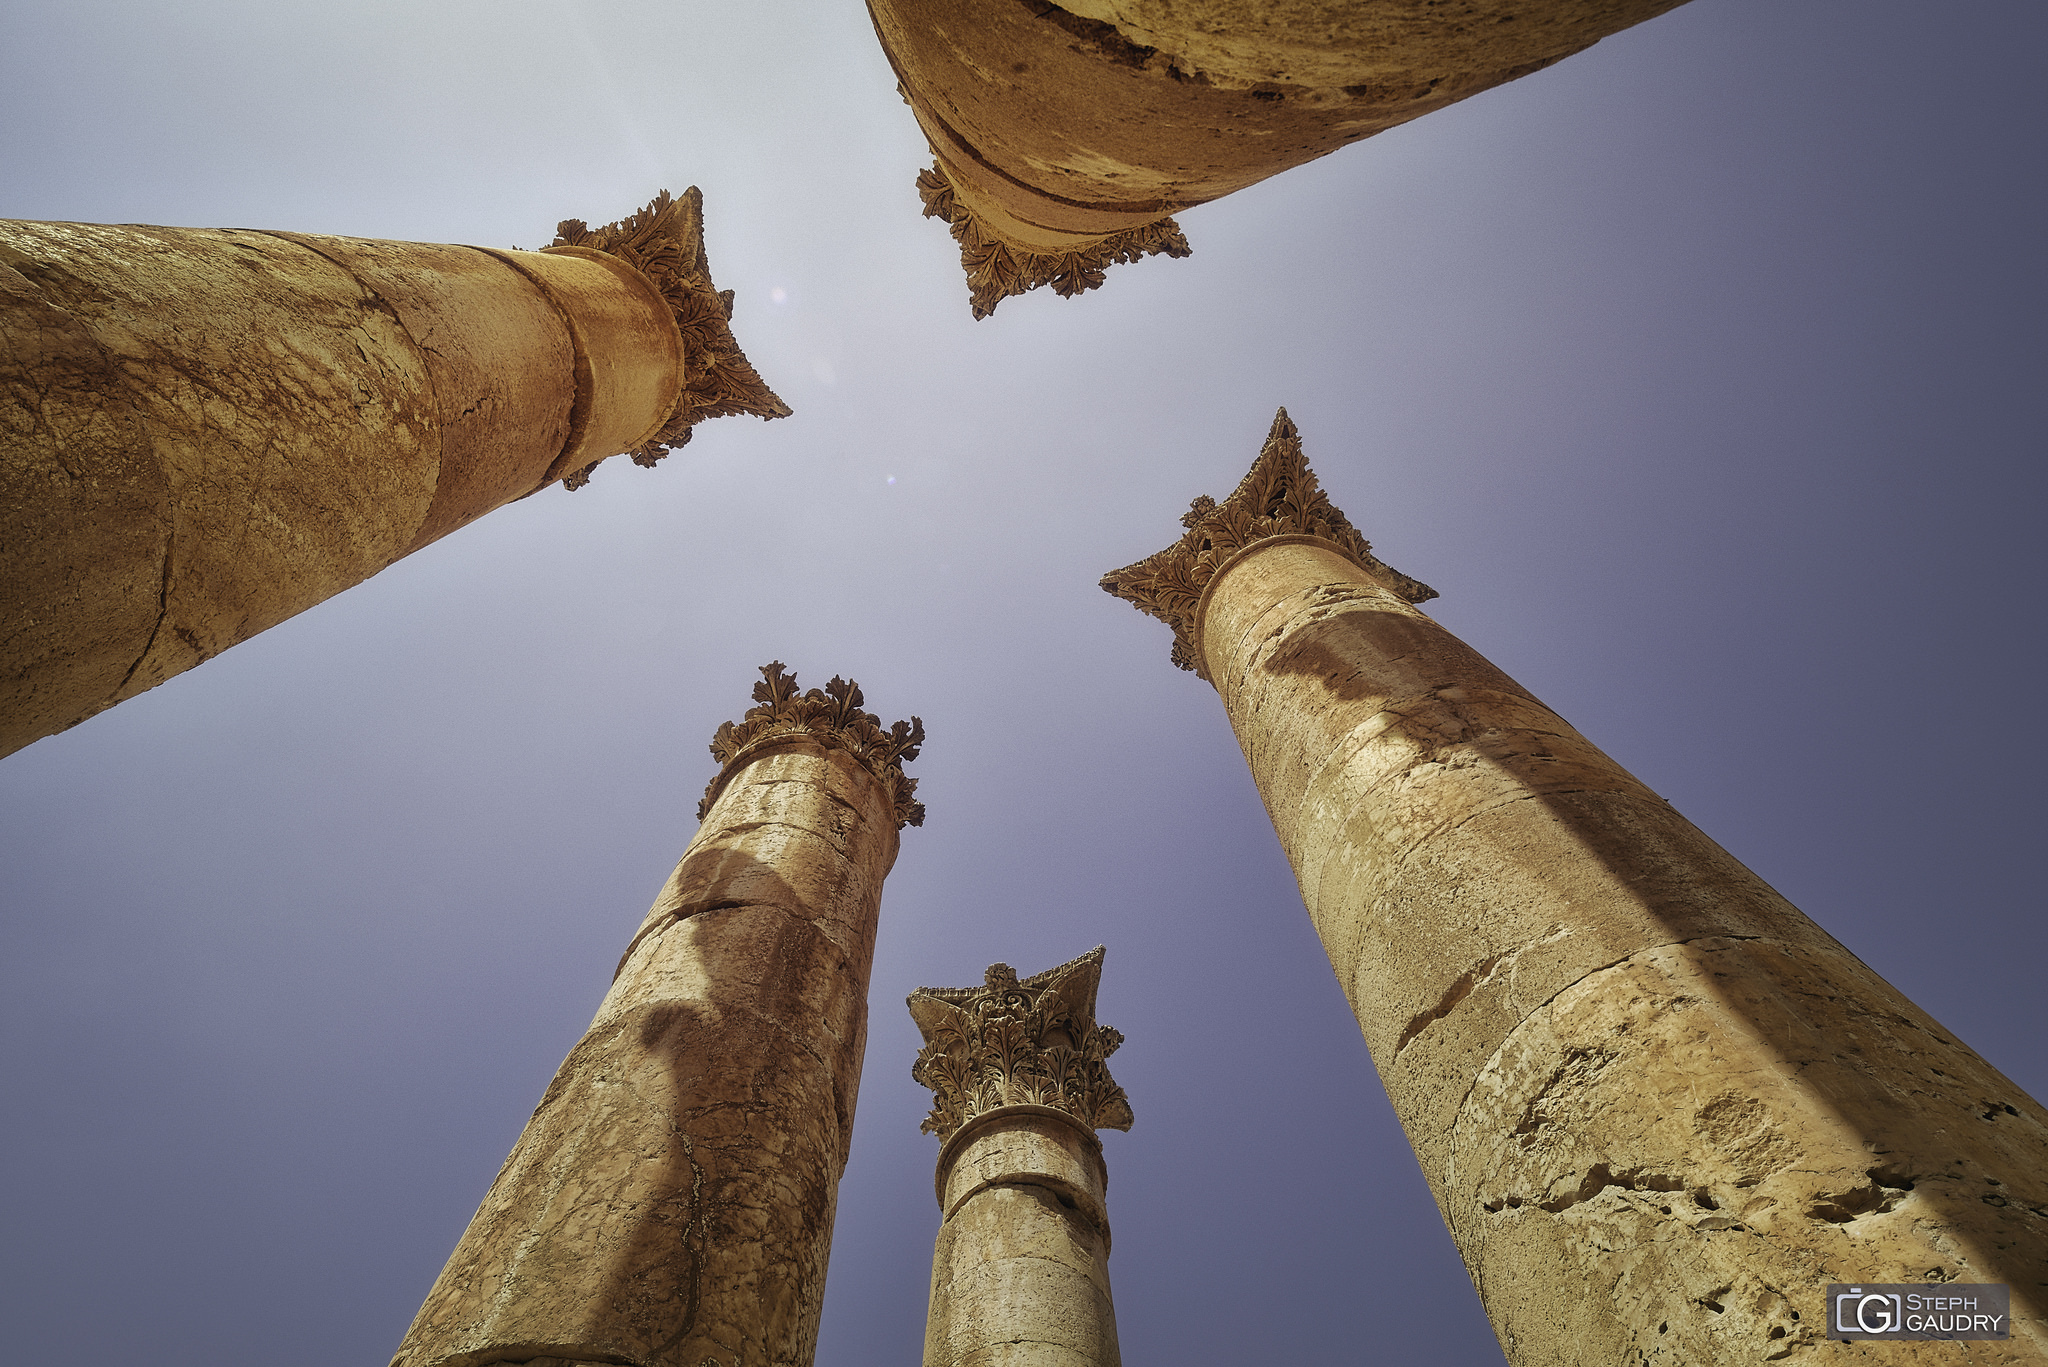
[547,188,791,484]
[915,163,1191,320]
[699,662,926,828]
[909,947,1134,1143]
[1099,408,1436,676]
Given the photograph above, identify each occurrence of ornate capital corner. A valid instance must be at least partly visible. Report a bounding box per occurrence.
[908,946,1133,1143]
[915,163,1191,320]
[1098,408,1438,676]
[699,662,925,829]
[549,188,793,489]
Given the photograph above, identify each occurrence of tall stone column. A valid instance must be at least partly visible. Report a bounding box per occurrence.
[866,0,1687,317]
[909,948,1134,1367]
[392,663,923,1367]
[1102,412,2048,1364]
[0,189,788,759]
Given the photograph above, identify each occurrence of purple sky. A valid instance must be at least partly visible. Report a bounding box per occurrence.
[2,2,2043,1364]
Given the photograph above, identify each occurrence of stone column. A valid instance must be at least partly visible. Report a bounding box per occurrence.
[866,0,1687,317]
[909,948,1134,1367]
[1102,412,2048,1364]
[0,189,788,759]
[392,663,923,1367]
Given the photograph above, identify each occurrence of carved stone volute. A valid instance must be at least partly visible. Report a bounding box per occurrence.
[909,947,1133,1142]
[1098,407,1437,678]
[547,188,792,487]
[699,662,926,829]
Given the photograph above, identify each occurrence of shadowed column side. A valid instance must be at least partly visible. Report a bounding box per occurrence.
[393,663,922,1367]
[1102,411,2047,1365]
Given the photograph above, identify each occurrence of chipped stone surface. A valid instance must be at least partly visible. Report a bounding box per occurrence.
[1189,536,2048,1364]
[1058,0,1686,91]
[393,737,903,1367]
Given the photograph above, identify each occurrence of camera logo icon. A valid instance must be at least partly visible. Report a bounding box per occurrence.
[1835,1288,1901,1335]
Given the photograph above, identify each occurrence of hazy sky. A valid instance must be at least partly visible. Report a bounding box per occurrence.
[2,2,2043,1364]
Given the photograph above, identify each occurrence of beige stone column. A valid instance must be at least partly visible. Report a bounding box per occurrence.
[909,948,1134,1367]
[1102,412,2048,1364]
[866,0,1687,317]
[392,663,923,1367]
[0,189,788,759]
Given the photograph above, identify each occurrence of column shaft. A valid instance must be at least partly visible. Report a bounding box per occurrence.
[0,190,786,759]
[1104,413,2047,1364]
[868,0,1686,315]
[394,666,921,1367]
[928,1111,1119,1367]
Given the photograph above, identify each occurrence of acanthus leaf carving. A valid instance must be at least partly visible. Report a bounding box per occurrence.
[1098,407,1437,677]
[549,188,792,488]
[915,163,1191,320]
[699,662,925,829]
[908,947,1133,1143]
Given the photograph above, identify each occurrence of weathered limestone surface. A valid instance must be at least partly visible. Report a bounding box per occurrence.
[867,0,1686,315]
[393,666,922,1367]
[0,190,787,760]
[1103,413,2048,1364]
[910,952,1133,1367]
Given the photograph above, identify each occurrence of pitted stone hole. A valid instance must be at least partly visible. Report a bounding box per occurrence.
[1979,1100,2022,1121]
[1657,1322,1667,1335]
[1697,1287,1730,1315]
[1692,1188,1720,1211]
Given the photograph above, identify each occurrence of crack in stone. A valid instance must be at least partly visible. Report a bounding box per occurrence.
[1442,933,1767,1147]
[1395,951,1505,1056]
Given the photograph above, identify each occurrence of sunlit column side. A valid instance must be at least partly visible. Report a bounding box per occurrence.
[909,948,1134,1367]
[392,663,923,1367]
[0,189,788,759]
[1101,411,2048,1365]
[864,0,1686,318]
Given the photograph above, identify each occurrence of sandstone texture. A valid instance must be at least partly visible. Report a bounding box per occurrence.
[1104,413,2048,1365]
[394,665,922,1367]
[868,0,1686,314]
[0,191,785,760]
[910,952,1133,1367]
